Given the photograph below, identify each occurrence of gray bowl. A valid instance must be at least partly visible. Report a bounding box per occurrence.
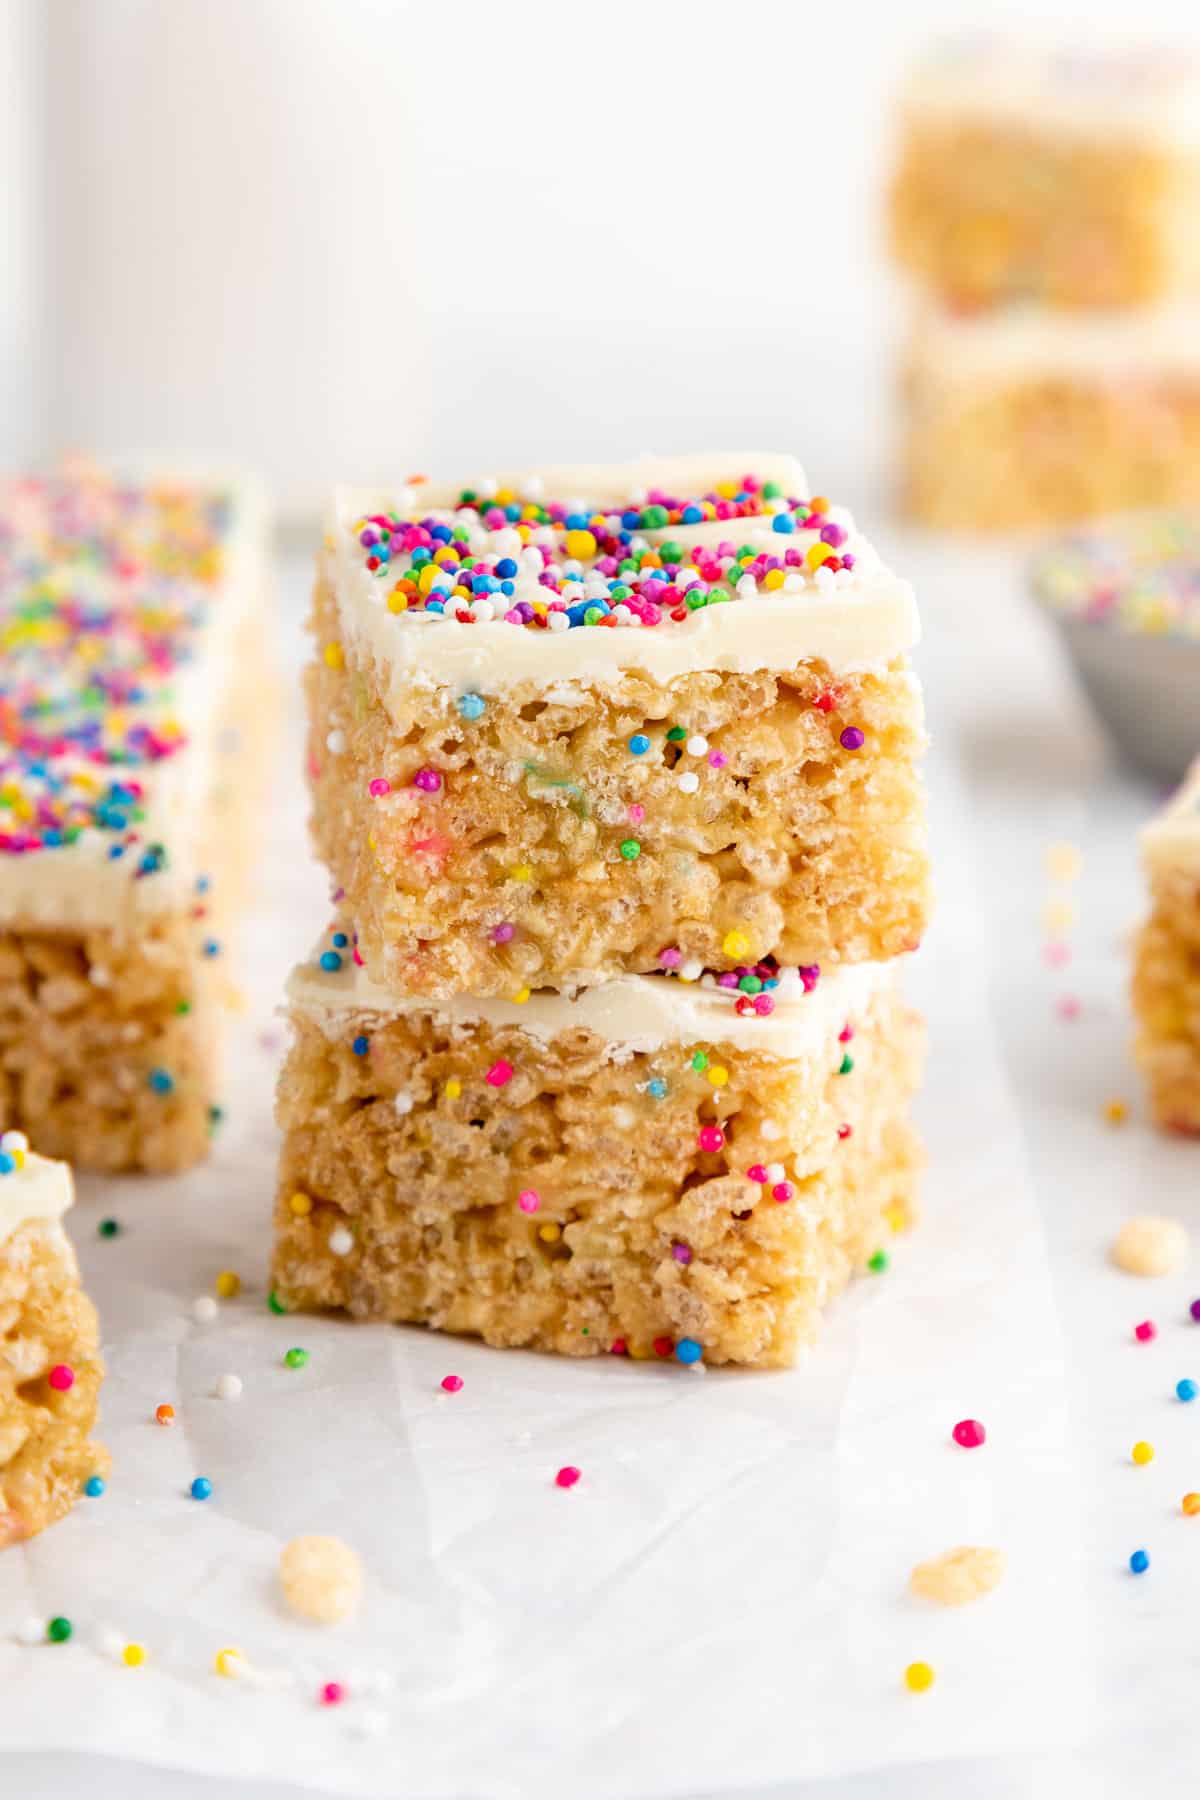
[1048,615,1200,782]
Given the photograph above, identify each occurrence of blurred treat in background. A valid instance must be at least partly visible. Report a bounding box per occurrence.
[889,36,1200,531]
[1030,511,1200,779]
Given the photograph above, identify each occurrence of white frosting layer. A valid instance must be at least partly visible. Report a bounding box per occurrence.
[329,456,919,704]
[909,302,1200,385]
[288,949,892,1061]
[0,1148,74,1248]
[0,469,268,934]
[902,37,1200,148]
[1142,757,1200,875]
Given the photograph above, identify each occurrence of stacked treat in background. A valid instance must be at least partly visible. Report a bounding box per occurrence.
[890,39,1200,530]
[272,456,932,1367]
[0,465,271,1172]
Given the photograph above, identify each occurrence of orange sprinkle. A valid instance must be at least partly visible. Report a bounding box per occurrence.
[155,1403,175,1426]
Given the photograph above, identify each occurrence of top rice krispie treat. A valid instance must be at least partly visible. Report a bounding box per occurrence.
[309,455,930,998]
[890,38,1200,309]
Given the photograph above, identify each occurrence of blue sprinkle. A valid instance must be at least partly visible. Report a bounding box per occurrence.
[190,1477,213,1501]
[647,1078,668,1100]
[148,1069,174,1095]
[319,951,342,973]
[84,1476,106,1498]
[675,1338,703,1365]
[1129,1548,1150,1575]
[196,875,211,894]
[565,511,588,531]
[430,524,452,544]
[1178,1378,1198,1402]
[0,1152,15,1176]
[107,845,126,861]
[352,1035,370,1056]
[494,558,518,579]
[621,509,641,530]
[628,734,651,756]
[458,693,487,721]
[681,505,703,524]
[203,939,220,958]
[771,513,795,534]
[331,932,349,948]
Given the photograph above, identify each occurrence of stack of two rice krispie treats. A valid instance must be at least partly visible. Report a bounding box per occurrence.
[890,40,1200,528]
[271,456,932,1368]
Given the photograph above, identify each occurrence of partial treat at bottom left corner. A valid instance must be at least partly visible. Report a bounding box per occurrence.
[270,923,925,1370]
[0,1138,108,1548]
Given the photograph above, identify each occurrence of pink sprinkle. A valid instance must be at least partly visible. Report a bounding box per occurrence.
[368,777,391,798]
[771,1182,793,1203]
[1057,995,1081,1020]
[48,1364,74,1392]
[838,1024,854,1044]
[672,1242,692,1264]
[486,1060,513,1087]
[555,1466,581,1489]
[708,750,728,768]
[320,1682,345,1707]
[1134,1320,1157,1343]
[952,1418,986,1449]
[441,1375,463,1393]
[1043,942,1071,968]
[746,1163,768,1183]
[491,921,515,944]
[837,1123,852,1140]
[518,1189,540,1214]
[628,803,645,824]
[413,768,442,793]
[658,947,682,969]
[697,1125,725,1153]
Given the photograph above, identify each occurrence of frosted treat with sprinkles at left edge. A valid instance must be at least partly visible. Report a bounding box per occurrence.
[309,455,930,999]
[1133,758,1200,1132]
[0,462,273,1172]
[890,37,1200,310]
[269,923,925,1369]
[900,305,1200,530]
[0,1135,109,1548]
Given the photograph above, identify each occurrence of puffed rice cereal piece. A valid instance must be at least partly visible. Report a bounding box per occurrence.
[279,1534,363,1624]
[910,1545,1006,1607]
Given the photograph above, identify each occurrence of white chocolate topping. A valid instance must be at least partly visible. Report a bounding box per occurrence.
[0,1142,75,1248]
[1142,757,1200,876]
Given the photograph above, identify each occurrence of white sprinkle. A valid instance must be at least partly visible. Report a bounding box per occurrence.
[0,1130,29,1153]
[612,604,633,625]
[677,772,700,795]
[192,1296,219,1324]
[680,958,704,982]
[393,1091,414,1115]
[14,1617,45,1647]
[493,527,522,554]
[765,1163,786,1183]
[686,736,708,757]
[736,575,757,598]
[325,729,347,755]
[547,611,570,633]
[784,571,805,592]
[215,1374,243,1402]
[477,476,499,500]
[94,1625,127,1659]
[521,474,544,500]
[329,1226,354,1257]
[469,598,495,622]
[89,966,111,987]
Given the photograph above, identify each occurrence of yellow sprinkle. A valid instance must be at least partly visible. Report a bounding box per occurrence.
[564,528,597,561]
[538,1222,561,1243]
[510,864,533,882]
[322,641,344,671]
[715,481,738,500]
[722,930,751,959]
[386,590,408,613]
[763,568,786,590]
[805,542,834,572]
[1132,1440,1155,1466]
[904,1661,935,1693]
[289,1191,313,1217]
[215,1270,241,1299]
[707,1066,729,1088]
[511,987,531,1004]
[444,1078,462,1100]
[214,1647,245,1678]
[1105,1098,1129,1126]
[417,563,441,595]
[1042,897,1076,935]
[884,1201,911,1234]
[1044,841,1082,883]
[122,1643,146,1668]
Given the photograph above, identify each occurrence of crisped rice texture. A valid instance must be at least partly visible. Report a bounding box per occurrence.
[308,575,931,997]
[0,920,221,1174]
[271,985,924,1368]
[0,1220,107,1548]
[1133,869,1200,1132]
[901,370,1200,531]
[890,121,1200,309]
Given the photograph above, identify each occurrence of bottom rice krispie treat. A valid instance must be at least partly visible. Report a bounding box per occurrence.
[0,1139,108,1547]
[271,927,924,1368]
[1133,759,1200,1132]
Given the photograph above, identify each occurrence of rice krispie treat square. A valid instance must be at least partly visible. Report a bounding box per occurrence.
[890,39,1200,310]
[0,464,272,1172]
[270,924,925,1369]
[1133,760,1200,1132]
[900,304,1200,529]
[0,1139,108,1548]
[309,455,930,998]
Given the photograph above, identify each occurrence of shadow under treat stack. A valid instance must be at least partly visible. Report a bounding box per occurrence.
[890,40,1200,530]
[271,456,930,1367]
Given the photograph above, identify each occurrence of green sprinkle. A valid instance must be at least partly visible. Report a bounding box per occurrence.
[762,481,783,500]
[267,1289,288,1316]
[838,1054,854,1076]
[666,726,688,742]
[867,1250,889,1274]
[619,839,641,861]
[175,999,191,1015]
[47,1616,72,1644]
[691,1052,709,1073]
[284,1347,309,1369]
[98,1218,120,1240]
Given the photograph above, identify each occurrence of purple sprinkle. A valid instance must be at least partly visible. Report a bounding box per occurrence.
[672,1243,693,1265]
[839,727,865,751]
[413,767,442,792]
[798,964,821,993]
[491,922,515,944]
[1190,1298,1200,1322]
